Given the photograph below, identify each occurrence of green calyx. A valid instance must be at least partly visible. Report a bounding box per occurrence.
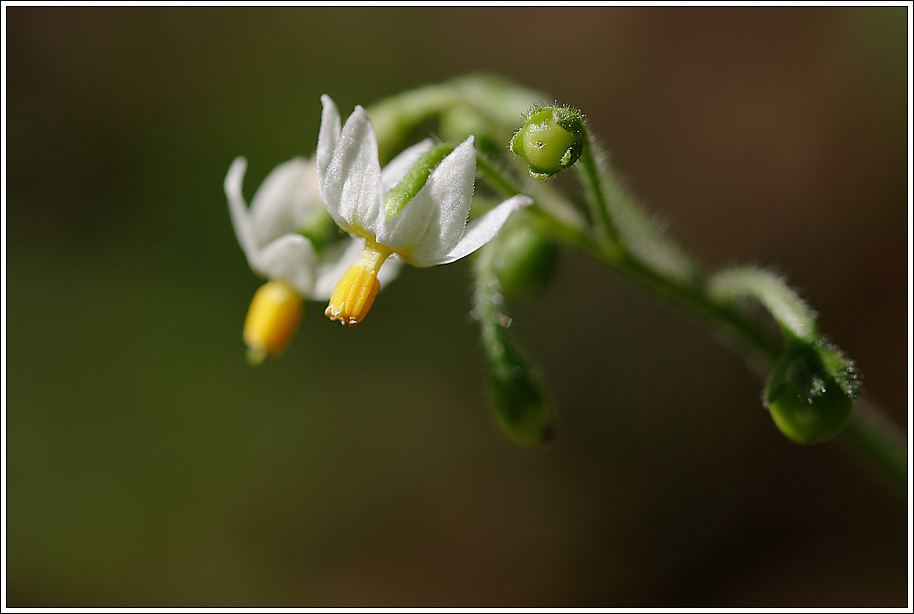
[510,105,585,179]
[764,343,859,444]
[384,143,455,222]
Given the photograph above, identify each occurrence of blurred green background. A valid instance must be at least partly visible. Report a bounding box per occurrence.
[5,7,908,607]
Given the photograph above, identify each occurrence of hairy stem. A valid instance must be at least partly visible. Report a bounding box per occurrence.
[372,77,906,496]
[476,129,906,497]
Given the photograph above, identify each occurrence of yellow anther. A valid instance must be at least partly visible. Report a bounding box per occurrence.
[325,241,390,327]
[243,280,303,363]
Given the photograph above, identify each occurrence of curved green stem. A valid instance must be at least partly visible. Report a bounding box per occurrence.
[477,132,906,498]
[367,73,544,164]
[367,84,460,163]
[576,138,620,246]
[370,77,906,497]
[709,267,820,344]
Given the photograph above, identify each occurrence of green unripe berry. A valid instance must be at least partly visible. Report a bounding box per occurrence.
[516,110,576,172]
[767,383,853,445]
[510,105,584,179]
[493,222,559,298]
[764,347,855,444]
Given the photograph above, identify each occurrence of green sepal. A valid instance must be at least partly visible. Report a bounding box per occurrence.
[816,342,861,400]
[550,104,585,135]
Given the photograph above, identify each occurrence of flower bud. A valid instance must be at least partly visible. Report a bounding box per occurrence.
[493,222,559,298]
[764,346,855,444]
[488,343,555,448]
[243,280,303,364]
[510,105,584,179]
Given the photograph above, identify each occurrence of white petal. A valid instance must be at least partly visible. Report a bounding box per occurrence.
[380,138,435,193]
[316,94,341,184]
[382,137,476,265]
[318,102,383,236]
[248,157,317,246]
[255,233,318,296]
[375,186,438,258]
[310,238,402,301]
[434,194,533,266]
[225,157,260,267]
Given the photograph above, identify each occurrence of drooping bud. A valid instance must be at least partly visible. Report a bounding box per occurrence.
[243,280,304,365]
[475,240,555,448]
[487,339,556,448]
[764,344,858,444]
[492,220,559,299]
[510,105,585,179]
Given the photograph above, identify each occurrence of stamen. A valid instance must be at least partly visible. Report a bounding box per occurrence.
[325,241,391,327]
[243,280,303,362]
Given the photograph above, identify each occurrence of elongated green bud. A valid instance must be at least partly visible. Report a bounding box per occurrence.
[475,241,555,447]
[764,344,858,444]
[510,105,585,179]
[487,337,555,447]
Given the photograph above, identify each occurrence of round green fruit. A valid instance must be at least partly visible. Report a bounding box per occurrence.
[767,384,853,444]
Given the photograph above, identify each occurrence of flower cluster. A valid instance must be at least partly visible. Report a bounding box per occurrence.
[225,155,399,363]
[226,95,531,359]
[218,76,880,458]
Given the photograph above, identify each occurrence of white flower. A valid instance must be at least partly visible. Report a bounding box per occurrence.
[316,94,532,326]
[226,156,321,296]
[225,155,399,361]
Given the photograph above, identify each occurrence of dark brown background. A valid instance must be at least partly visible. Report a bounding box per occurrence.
[6,7,908,606]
